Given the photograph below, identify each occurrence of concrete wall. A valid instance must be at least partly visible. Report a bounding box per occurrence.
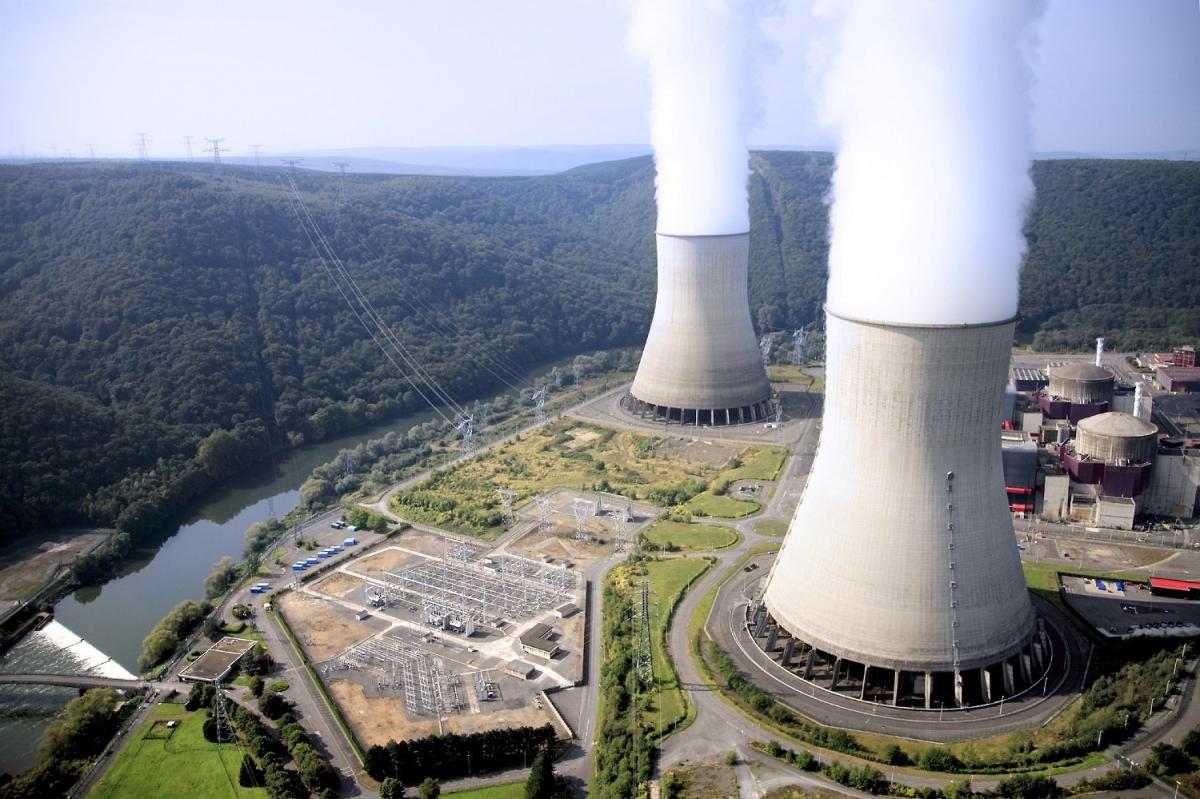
[1144,451,1200,518]
[1096,497,1136,529]
[630,233,771,413]
[1040,473,1070,520]
[763,311,1035,673]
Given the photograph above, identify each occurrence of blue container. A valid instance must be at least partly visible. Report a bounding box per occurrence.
[292,565,304,571]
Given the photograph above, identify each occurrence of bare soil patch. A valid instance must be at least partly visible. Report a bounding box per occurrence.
[278,592,377,662]
[351,547,420,579]
[312,571,366,600]
[0,529,107,603]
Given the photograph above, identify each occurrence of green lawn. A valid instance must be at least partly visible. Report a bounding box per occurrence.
[615,557,713,738]
[445,782,525,799]
[90,703,265,799]
[725,447,789,482]
[752,519,789,537]
[687,491,761,519]
[641,520,739,551]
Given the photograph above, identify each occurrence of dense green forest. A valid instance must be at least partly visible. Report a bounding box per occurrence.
[0,154,1196,540]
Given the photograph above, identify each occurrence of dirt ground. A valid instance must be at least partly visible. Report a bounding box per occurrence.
[652,437,743,468]
[328,678,558,747]
[311,571,366,600]
[350,546,421,579]
[0,529,107,603]
[394,528,481,559]
[1019,536,1177,571]
[564,428,600,450]
[277,592,381,661]
[666,757,738,799]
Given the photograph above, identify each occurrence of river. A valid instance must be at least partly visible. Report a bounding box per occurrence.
[0,406,435,775]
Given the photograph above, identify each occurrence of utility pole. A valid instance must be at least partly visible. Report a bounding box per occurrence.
[204,138,225,174]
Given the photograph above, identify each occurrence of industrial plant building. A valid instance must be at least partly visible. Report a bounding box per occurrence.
[757,311,1045,709]
[625,233,772,424]
[1002,355,1200,527]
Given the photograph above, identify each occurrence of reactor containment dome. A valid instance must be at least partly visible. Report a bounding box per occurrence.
[625,233,772,425]
[758,309,1044,708]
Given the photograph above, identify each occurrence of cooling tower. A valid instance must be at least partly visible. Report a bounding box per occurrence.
[759,309,1040,708]
[628,233,772,425]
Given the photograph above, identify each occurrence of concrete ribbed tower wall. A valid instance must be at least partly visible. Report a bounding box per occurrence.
[627,233,772,425]
[760,310,1040,708]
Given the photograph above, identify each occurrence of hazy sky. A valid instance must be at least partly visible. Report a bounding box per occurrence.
[1,0,1197,159]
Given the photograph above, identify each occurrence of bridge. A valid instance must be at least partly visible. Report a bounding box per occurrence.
[0,673,150,690]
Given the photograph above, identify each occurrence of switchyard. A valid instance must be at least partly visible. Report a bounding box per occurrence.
[276,521,588,747]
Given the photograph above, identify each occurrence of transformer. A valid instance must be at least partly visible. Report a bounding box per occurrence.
[760,309,1039,708]
[627,233,771,425]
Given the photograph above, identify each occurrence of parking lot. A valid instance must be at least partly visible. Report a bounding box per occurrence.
[1061,576,1200,638]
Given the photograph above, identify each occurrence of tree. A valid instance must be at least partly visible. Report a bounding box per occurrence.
[258,692,287,720]
[249,676,265,697]
[1147,742,1193,776]
[238,753,263,787]
[525,749,556,799]
[379,777,404,799]
[418,777,441,799]
[202,614,224,642]
[994,773,1062,799]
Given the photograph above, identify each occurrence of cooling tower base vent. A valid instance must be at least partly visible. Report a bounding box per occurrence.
[746,603,1060,710]
[621,393,772,426]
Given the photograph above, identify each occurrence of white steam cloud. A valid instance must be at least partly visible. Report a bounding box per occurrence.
[819,1,1043,325]
[629,0,779,236]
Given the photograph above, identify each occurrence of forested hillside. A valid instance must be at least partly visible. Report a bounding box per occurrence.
[0,153,1196,540]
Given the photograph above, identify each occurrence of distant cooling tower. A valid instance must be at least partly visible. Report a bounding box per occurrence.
[758,309,1043,708]
[627,233,771,425]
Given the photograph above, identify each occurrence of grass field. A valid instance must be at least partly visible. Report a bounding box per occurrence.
[445,782,525,799]
[686,490,761,519]
[90,703,265,799]
[1021,560,1145,627]
[725,447,789,482]
[767,365,824,391]
[610,556,713,738]
[390,419,774,537]
[641,520,739,551]
[753,520,789,537]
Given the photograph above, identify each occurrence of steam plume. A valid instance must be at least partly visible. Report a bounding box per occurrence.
[819,1,1043,325]
[629,0,779,236]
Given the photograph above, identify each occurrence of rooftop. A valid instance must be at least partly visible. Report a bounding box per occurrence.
[1049,363,1112,382]
[1077,411,1158,438]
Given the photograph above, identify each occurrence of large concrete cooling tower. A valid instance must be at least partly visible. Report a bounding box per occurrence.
[627,233,771,425]
[759,309,1040,708]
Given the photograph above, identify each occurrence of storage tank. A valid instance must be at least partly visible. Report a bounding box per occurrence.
[759,309,1039,708]
[1076,412,1158,464]
[1047,363,1114,405]
[627,233,772,425]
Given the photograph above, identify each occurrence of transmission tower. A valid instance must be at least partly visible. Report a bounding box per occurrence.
[332,160,350,208]
[792,328,806,366]
[534,495,552,535]
[250,144,262,176]
[204,138,225,173]
[613,513,628,553]
[87,144,96,160]
[760,334,773,366]
[633,581,653,683]
[184,135,194,160]
[477,401,490,430]
[572,358,583,386]
[281,158,303,174]
[496,488,516,526]
[532,386,548,425]
[774,393,783,425]
[135,132,149,160]
[571,498,593,544]
[456,414,475,456]
[212,689,235,744]
[551,366,562,389]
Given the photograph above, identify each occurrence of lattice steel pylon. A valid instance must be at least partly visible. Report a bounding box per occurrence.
[496,488,516,526]
[613,513,629,553]
[572,358,583,386]
[212,689,234,744]
[633,581,653,683]
[534,495,552,535]
[551,366,562,388]
[774,394,783,425]
[760,334,773,366]
[571,498,593,544]
[456,414,475,456]
[532,386,548,425]
[792,328,806,366]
